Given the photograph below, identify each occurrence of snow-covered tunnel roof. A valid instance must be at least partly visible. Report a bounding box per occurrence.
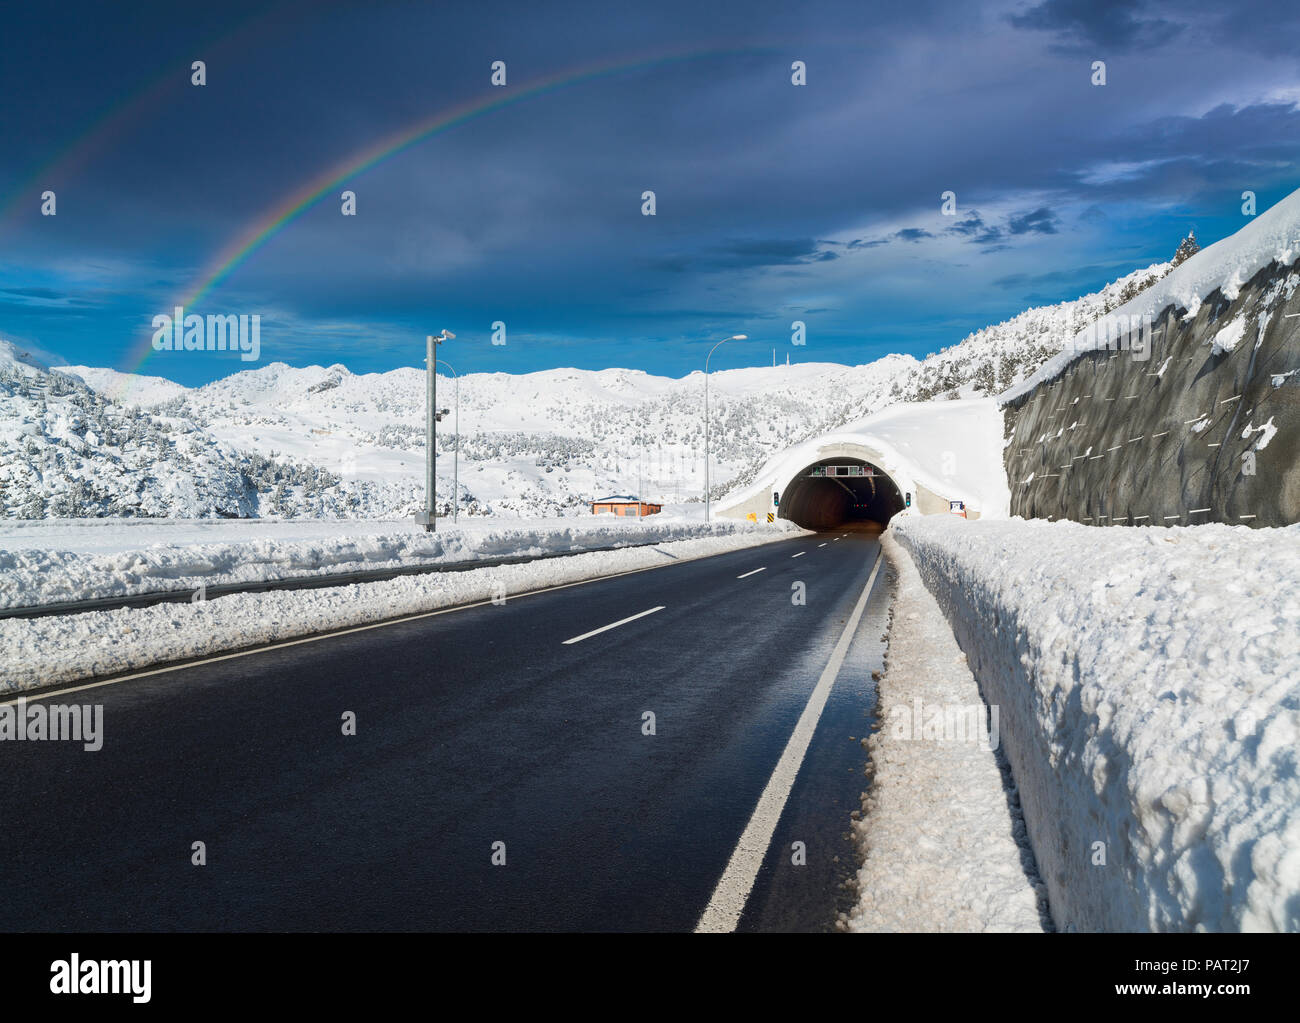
[718,397,1011,519]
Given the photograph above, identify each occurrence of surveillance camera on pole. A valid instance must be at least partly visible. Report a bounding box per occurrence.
[416,330,454,532]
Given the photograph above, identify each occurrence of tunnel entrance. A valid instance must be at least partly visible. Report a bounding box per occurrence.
[777,458,905,531]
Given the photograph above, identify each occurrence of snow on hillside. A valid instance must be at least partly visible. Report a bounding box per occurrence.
[901,258,1175,403]
[1002,189,1300,404]
[62,365,188,406]
[0,340,356,520]
[892,514,1300,931]
[3,224,1210,523]
[62,355,922,519]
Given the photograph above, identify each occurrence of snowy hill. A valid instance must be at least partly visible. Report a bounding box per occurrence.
[0,340,348,519]
[6,230,1202,521]
[62,355,923,518]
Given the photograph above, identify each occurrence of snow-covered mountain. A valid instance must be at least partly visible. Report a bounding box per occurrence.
[2,233,1194,520]
[0,341,349,519]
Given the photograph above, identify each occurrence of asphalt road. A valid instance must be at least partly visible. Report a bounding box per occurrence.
[0,529,891,932]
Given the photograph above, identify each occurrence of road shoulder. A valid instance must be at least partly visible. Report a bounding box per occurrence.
[844,527,1048,932]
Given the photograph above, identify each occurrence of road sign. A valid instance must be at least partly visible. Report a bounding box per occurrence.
[766,512,774,523]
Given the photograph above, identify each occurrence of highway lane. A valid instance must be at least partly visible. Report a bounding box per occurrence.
[0,530,890,932]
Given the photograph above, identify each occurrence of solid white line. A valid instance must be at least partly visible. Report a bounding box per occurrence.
[696,548,885,933]
[561,605,665,645]
[791,552,805,558]
[736,567,767,579]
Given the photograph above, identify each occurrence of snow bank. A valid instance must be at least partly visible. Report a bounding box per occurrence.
[0,525,803,692]
[0,514,793,611]
[892,514,1300,932]
[846,528,1047,932]
[1000,187,1300,404]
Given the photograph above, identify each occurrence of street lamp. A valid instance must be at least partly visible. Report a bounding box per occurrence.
[416,329,454,532]
[704,334,747,523]
[436,358,459,523]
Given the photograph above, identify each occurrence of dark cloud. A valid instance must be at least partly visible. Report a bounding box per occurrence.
[1,0,1296,380]
[1006,0,1184,52]
[1007,207,1059,235]
[649,238,838,273]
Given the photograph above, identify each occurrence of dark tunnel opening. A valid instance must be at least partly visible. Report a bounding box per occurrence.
[777,458,906,531]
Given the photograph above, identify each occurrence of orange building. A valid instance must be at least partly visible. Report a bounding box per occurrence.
[590,495,662,516]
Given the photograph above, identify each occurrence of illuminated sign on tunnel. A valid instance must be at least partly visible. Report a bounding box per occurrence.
[778,458,905,531]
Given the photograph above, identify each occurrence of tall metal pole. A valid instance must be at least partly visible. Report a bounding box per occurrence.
[426,334,436,531]
[417,330,453,533]
[704,369,710,522]
[454,372,459,522]
[437,359,458,523]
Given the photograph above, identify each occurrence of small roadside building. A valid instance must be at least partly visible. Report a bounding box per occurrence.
[590,495,662,517]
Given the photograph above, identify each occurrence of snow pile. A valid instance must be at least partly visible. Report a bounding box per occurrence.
[0,525,803,692]
[892,514,1300,932]
[0,513,796,611]
[1002,187,1300,404]
[846,527,1047,932]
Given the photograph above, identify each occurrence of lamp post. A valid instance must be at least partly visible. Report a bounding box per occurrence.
[704,334,747,523]
[416,330,454,532]
[436,358,459,523]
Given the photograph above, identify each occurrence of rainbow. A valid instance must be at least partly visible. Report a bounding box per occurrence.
[118,41,784,392]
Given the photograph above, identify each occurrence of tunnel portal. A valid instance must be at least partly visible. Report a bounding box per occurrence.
[777,458,905,531]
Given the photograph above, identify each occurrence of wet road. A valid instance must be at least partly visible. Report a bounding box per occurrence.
[0,530,889,932]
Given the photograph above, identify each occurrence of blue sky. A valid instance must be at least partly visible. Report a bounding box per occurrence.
[1,0,1298,385]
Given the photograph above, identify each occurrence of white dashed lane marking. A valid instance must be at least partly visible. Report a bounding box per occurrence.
[562,606,666,645]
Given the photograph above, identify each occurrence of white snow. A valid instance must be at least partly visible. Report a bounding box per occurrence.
[846,525,1047,932]
[891,514,1300,932]
[1211,315,1248,355]
[0,524,803,692]
[0,511,792,611]
[1241,416,1278,451]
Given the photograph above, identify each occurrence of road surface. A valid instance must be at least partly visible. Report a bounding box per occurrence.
[0,530,890,932]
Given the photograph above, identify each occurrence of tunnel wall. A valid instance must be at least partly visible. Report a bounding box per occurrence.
[1003,258,1300,527]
